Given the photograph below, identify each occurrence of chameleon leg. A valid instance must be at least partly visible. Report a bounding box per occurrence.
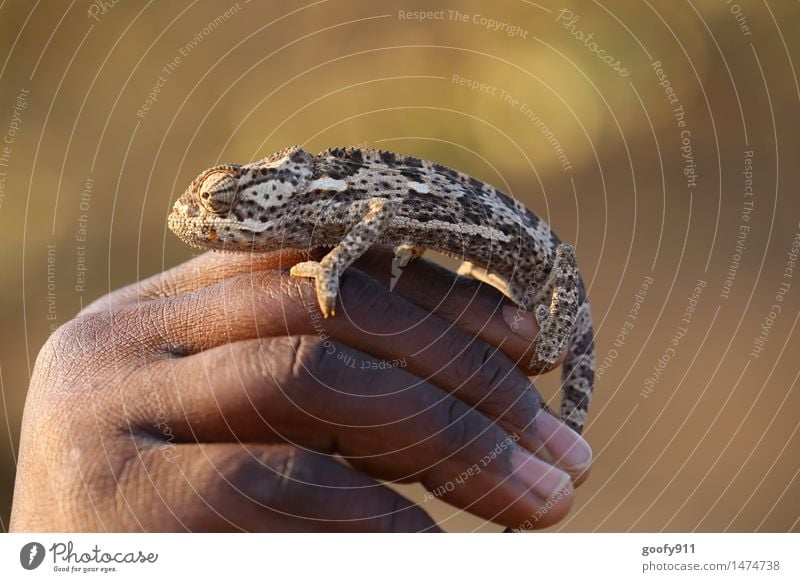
[290,197,395,317]
[529,243,580,374]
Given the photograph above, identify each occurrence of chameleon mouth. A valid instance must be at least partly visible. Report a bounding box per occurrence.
[168,212,265,251]
[167,212,220,247]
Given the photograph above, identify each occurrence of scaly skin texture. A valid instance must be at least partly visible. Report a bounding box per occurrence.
[168,145,595,433]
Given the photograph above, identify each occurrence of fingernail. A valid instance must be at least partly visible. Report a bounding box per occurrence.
[536,411,593,471]
[502,304,538,341]
[511,447,572,501]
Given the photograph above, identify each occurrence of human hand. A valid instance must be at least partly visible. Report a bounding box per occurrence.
[10,248,591,531]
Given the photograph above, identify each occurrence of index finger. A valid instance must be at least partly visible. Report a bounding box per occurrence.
[80,249,315,315]
[83,248,560,376]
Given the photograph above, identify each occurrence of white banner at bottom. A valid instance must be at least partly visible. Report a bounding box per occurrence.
[0,533,797,580]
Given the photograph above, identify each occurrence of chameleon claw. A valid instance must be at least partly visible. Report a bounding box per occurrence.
[317,296,336,318]
[317,295,336,318]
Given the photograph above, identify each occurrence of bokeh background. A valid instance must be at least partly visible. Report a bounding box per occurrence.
[1,0,799,531]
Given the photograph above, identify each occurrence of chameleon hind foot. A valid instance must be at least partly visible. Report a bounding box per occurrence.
[393,243,425,267]
[529,244,580,373]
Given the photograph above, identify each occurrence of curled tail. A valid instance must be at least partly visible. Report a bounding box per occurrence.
[456,249,595,433]
[560,281,595,434]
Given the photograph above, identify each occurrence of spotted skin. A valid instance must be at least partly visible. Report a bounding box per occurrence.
[168,145,595,433]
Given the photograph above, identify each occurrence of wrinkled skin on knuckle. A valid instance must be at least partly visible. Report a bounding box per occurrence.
[32,313,126,403]
[109,445,250,532]
[14,436,158,531]
[42,316,103,369]
[446,340,503,399]
[442,334,540,430]
[68,301,170,363]
[122,300,183,356]
[287,335,331,384]
[431,397,480,463]
[39,308,162,425]
[262,335,339,421]
[472,352,541,432]
[221,446,299,511]
[423,396,519,485]
[15,394,143,530]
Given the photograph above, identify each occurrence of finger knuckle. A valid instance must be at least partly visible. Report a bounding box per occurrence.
[32,305,165,409]
[450,342,507,400]
[288,334,331,380]
[482,377,540,432]
[437,397,474,456]
[35,315,108,387]
[453,343,540,430]
[226,446,300,503]
[450,339,494,381]
[271,335,339,410]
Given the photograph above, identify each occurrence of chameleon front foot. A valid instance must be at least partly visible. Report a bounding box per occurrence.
[290,198,395,318]
[290,260,339,318]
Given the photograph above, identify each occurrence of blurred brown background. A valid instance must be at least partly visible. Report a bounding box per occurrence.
[1,0,798,531]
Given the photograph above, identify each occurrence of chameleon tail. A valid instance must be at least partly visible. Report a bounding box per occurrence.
[559,289,595,434]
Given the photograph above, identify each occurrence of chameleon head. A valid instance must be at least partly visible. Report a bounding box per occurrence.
[168,145,315,250]
[167,163,246,249]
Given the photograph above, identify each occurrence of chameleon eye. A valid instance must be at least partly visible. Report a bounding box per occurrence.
[197,171,238,215]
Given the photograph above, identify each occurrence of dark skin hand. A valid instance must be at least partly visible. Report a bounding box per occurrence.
[10,247,592,532]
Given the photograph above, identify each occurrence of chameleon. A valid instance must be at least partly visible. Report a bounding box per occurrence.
[168,145,595,433]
